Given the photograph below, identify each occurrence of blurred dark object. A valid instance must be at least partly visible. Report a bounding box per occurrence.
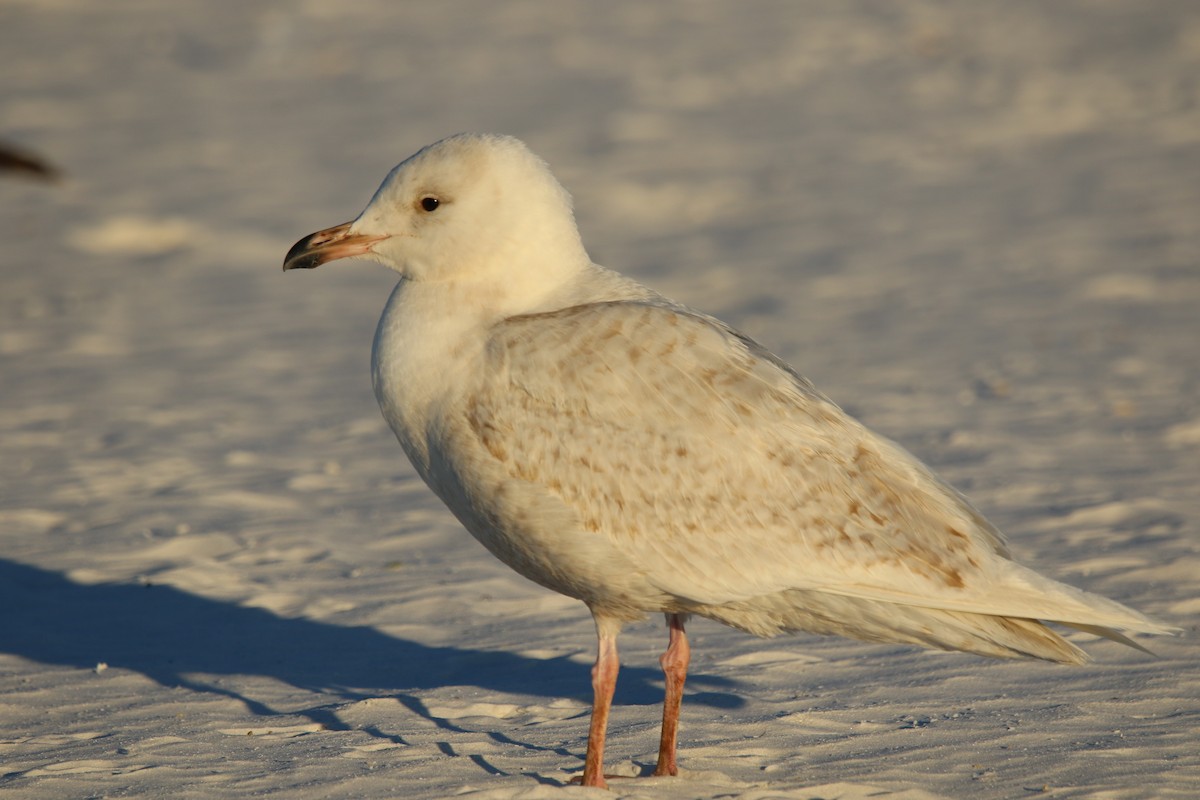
[0,140,61,183]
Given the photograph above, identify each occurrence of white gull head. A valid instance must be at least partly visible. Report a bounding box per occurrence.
[284,133,592,315]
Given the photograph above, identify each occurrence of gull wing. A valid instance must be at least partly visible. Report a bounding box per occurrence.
[458,300,1167,634]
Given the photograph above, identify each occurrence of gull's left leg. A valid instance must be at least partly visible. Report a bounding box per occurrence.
[580,614,621,789]
[653,612,690,777]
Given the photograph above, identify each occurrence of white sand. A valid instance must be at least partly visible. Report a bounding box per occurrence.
[1,3,1197,798]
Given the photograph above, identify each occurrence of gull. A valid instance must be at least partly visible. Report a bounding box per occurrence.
[283,133,1174,788]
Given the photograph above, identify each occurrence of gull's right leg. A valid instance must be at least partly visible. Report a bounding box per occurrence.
[653,612,690,777]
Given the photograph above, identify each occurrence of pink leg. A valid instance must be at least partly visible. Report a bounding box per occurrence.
[653,613,690,777]
[581,622,620,789]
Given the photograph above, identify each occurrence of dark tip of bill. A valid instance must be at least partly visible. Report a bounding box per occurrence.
[282,236,320,271]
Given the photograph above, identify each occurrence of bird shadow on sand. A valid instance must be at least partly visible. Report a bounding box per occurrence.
[1,559,741,742]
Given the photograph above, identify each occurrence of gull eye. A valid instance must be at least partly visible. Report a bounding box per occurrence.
[420,196,440,212]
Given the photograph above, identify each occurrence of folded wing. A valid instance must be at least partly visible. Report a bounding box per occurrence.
[461,300,1170,637]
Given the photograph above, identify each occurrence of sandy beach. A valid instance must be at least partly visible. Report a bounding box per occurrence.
[2,2,1197,797]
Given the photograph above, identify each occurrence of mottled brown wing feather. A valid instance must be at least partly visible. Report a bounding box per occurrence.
[468,301,1033,613]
